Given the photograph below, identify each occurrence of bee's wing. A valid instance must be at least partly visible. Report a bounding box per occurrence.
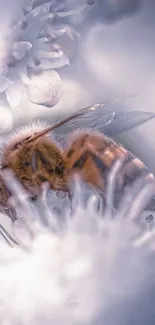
[25,97,155,145]
[100,110,155,137]
[53,107,155,145]
[53,108,114,144]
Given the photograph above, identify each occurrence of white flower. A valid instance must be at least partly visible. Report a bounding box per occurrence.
[0,103,13,133]
[23,69,63,107]
[0,168,154,325]
[0,1,82,109]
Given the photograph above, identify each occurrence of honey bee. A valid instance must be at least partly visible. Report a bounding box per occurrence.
[0,99,155,222]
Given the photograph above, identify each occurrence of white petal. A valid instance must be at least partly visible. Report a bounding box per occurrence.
[23,0,33,12]
[33,37,49,51]
[24,4,42,19]
[25,2,50,21]
[41,2,51,12]
[45,24,81,41]
[13,219,32,248]
[0,104,13,133]
[38,49,63,59]
[0,77,14,94]
[12,41,32,60]
[20,67,31,85]
[38,28,46,38]
[38,52,70,69]
[5,82,25,108]
[0,213,13,241]
[26,70,63,107]
[65,26,81,41]
[0,67,8,76]
[57,4,86,17]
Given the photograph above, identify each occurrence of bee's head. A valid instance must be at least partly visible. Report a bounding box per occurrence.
[0,120,68,193]
[0,121,58,188]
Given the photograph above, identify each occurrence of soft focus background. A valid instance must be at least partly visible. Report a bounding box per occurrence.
[0,1,155,325]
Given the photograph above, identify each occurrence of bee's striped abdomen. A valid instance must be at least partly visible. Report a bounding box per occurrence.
[64,130,154,194]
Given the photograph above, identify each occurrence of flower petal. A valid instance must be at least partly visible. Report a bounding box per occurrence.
[12,41,32,60]
[26,70,63,107]
[0,104,13,133]
[23,0,33,13]
[0,77,14,94]
[37,50,70,69]
[24,1,51,22]
[5,82,25,108]
[45,24,81,41]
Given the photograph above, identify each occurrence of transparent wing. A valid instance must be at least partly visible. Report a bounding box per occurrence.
[53,104,155,145]
[52,104,115,144]
[100,110,155,137]
[24,94,155,146]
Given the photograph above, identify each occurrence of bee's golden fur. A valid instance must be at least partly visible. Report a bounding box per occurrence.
[64,129,154,190]
[2,137,67,196]
[0,117,154,222]
[0,126,154,216]
[0,99,155,221]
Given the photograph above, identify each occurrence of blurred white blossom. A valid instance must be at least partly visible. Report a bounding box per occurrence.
[23,69,63,107]
[0,0,82,110]
[0,104,13,133]
[0,166,155,325]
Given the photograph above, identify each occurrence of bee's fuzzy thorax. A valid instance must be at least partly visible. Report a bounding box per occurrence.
[0,120,56,161]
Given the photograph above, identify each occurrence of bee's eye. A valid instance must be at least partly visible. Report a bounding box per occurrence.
[48,167,54,173]
[23,162,30,167]
[55,166,63,175]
